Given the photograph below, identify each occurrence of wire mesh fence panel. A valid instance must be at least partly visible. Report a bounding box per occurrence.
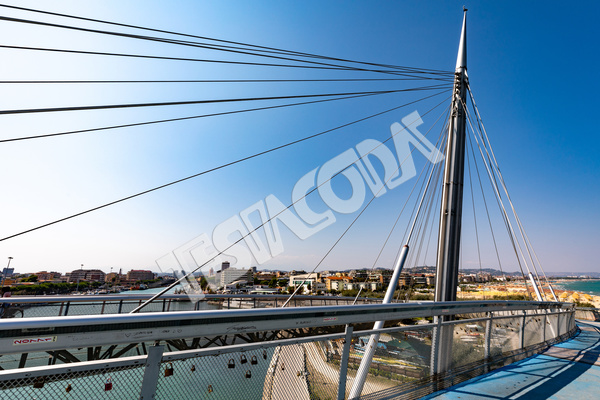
[1,299,213,319]
[489,316,521,355]
[523,311,544,347]
[4,303,62,318]
[451,321,485,369]
[574,308,600,321]
[267,344,311,400]
[344,327,432,400]
[304,340,341,400]
[0,342,159,370]
[560,311,572,334]
[544,313,558,341]
[0,364,145,400]
[155,347,276,400]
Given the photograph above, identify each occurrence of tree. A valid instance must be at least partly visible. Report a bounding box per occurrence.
[277,279,289,287]
[22,275,38,282]
[199,276,208,290]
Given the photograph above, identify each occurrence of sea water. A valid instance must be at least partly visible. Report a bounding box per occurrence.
[555,280,600,296]
[0,348,275,400]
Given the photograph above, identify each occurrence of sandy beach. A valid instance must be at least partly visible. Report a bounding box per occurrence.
[457,281,600,308]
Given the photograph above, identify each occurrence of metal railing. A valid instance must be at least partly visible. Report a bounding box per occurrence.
[0,300,576,399]
[0,293,385,318]
[574,307,600,321]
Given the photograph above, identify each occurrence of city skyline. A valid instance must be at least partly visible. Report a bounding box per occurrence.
[0,1,598,275]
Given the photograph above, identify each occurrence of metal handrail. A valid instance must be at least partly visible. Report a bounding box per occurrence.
[0,300,572,354]
[0,293,383,304]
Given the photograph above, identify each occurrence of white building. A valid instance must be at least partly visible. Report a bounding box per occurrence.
[218,267,253,288]
[289,273,325,293]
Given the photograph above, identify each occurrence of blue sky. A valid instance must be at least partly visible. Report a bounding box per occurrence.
[0,1,598,275]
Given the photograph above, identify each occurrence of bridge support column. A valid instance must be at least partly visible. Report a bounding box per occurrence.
[430,316,453,376]
[337,324,354,400]
[430,316,442,376]
[432,8,468,376]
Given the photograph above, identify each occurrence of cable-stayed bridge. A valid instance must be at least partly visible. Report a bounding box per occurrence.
[0,4,596,400]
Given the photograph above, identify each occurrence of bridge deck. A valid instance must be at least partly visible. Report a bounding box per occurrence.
[423,320,600,399]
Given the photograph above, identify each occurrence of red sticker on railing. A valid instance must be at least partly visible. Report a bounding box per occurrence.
[13,337,57,345]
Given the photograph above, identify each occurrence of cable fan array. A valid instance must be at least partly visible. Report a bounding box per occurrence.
[0,4,556,307]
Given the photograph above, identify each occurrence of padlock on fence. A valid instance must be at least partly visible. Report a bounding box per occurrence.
[164,362,174,377]
[33,377,45,389]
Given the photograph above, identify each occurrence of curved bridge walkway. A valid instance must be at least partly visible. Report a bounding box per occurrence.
[424,320,600,399]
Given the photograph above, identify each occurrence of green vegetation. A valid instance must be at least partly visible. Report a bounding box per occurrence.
[9,281,102,295]
[492,294,528,300]
[575,302,595,308]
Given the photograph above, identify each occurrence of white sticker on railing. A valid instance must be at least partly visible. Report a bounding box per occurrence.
[13,336,57,345]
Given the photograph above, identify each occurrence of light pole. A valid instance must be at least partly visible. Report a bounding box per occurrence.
[2,257,13,288]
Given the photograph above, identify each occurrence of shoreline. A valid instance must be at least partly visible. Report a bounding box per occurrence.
[458,280,600,308]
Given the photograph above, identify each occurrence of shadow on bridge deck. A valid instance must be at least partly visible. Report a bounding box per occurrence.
[422,320,600,399]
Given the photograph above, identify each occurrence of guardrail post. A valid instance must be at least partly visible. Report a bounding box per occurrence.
[484,312,493,360]
[139,344,164,400]
[542,310,547,343]
[337,324,354,400]
[556,310,561,338]
[520,310,526,349]
[430,315,442,376]
[64,301,70,316]
[117,299,124,314]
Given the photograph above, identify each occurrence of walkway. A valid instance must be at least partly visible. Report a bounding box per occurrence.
[268,344,310,400]
[423,320,600,399]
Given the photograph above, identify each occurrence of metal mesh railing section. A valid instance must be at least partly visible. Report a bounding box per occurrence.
[574,308,600,321]
[522,311,544,347]
[0,342,162,371]
[0,364,145,400]
[451,322,485,369]
[559,311,572,333]
[2,299,205,318]
[489,316,522,355]
[343,328,432,400]
[304,340,340,400]
[154,347,276,400]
